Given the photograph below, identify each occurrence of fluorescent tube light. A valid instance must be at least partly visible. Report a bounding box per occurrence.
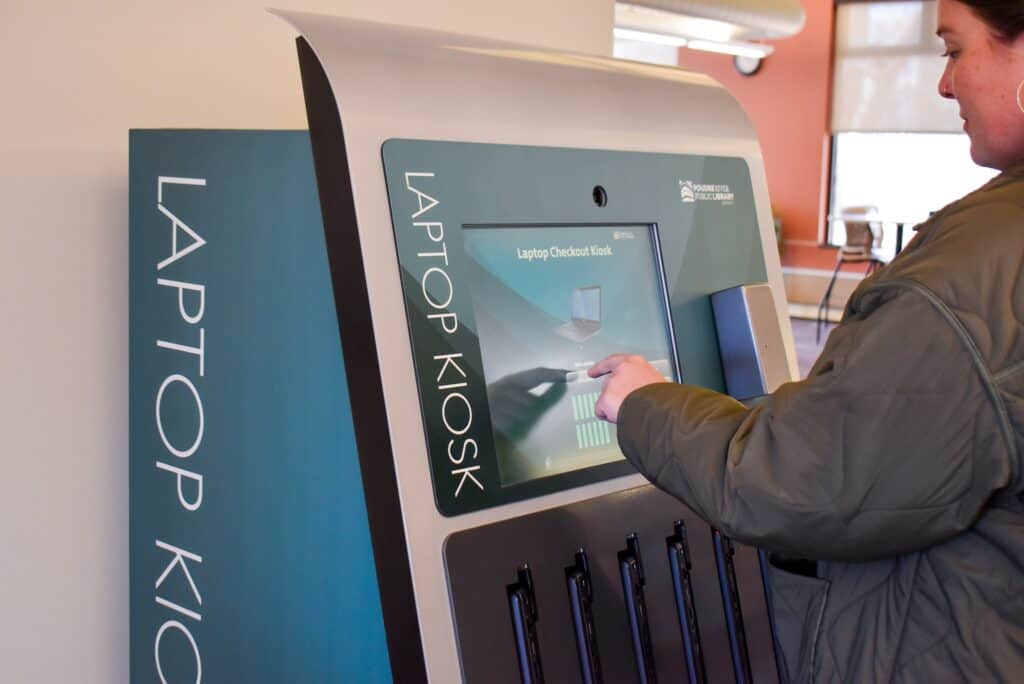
[614,27,688,47]
[686,39,773,59]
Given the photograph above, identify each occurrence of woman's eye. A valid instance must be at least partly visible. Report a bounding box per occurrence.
[941,49,960,59]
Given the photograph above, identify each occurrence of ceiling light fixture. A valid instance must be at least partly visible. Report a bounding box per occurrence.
[613,1,802,64]
[613,27,688,47]
[686,39,773,59]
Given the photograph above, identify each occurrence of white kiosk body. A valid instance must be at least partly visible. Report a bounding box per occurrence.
[280,12,795,683]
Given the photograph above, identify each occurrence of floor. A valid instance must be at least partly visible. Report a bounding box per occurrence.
[789,317,826,379]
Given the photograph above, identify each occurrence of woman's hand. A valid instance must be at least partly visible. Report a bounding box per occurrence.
[588,354,669,423]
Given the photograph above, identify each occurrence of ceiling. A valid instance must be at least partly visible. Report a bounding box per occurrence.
[615,0,806,50]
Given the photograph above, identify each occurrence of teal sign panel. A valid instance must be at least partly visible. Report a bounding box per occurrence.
[382,140,766,516]
[129,130,391,682]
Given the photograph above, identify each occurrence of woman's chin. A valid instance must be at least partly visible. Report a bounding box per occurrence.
[968,143,1003,171]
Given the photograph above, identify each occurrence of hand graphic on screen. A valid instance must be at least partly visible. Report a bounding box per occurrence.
[488,367,569,439]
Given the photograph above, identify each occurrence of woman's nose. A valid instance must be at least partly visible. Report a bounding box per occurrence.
[938,65,955,99]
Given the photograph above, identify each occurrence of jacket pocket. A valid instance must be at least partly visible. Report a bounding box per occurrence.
[765,557,831,683]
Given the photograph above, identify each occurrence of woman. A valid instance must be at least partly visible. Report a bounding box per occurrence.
[591,1,1024,681]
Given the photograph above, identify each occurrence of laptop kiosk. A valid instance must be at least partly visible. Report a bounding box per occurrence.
[285,10,795,683]
[129,11,797,684]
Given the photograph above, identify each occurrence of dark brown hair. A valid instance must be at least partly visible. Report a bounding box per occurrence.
[958,0,1024,42]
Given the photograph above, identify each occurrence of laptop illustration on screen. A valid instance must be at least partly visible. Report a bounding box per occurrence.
[555,286,601,343]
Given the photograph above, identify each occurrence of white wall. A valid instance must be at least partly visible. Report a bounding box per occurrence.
[0,2,612,681]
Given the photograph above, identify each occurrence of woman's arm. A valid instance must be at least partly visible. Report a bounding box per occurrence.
[611,285,1012,561]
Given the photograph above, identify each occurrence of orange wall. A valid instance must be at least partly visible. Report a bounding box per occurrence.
[676,1,839,270]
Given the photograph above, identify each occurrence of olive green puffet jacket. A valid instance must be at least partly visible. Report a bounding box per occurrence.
[618,167,1024,683]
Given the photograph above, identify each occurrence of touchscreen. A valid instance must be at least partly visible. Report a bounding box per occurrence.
[462,225,678,486]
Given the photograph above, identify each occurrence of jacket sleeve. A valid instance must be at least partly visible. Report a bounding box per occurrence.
[617,284,1013,561]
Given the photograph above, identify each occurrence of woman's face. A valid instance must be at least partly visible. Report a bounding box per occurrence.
[937,0,1024,170]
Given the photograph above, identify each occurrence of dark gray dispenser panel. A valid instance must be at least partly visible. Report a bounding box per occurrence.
[445,486,780,683]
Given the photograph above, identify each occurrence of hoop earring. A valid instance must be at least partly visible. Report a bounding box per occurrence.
[1018,78,1024,115]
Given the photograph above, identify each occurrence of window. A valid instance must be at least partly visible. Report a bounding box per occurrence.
[828,132,998,251]
[827,1,998,251]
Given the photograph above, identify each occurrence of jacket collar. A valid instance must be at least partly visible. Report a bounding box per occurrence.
[984,163,1024,188]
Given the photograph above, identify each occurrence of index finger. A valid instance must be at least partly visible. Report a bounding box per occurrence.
[587,353,632,378]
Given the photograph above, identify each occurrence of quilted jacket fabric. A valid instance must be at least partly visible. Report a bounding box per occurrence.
[617,166,1024,682]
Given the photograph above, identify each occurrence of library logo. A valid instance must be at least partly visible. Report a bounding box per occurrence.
[679,180,696,203]
[679,179,735,205]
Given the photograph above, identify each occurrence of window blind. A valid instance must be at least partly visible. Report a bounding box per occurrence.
[832,0,960,132]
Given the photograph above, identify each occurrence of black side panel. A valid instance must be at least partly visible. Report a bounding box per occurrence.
[296,37,428,683]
